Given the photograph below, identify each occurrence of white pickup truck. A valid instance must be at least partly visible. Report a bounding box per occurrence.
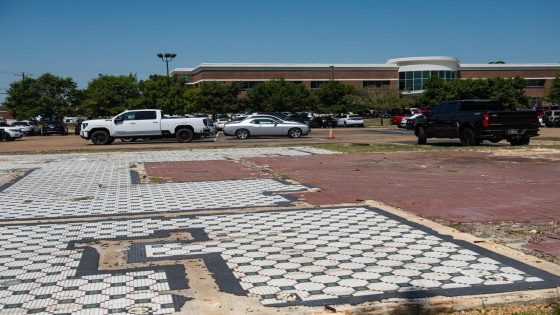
[80,109,215,145]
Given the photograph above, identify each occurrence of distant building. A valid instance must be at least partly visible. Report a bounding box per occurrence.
[171,56,560,107]
[0,109,13,122]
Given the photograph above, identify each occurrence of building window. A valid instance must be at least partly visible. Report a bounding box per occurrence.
[527,79,546,88]
[398,70,456,92]
[528,97,542,108]
[363,80,390,89]
[311,81,327,89]
[237,81,261,90]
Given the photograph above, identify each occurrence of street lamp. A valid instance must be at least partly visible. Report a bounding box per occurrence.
[157,53,177,81]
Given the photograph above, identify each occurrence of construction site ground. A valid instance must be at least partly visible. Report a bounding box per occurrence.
[0,125,559,314]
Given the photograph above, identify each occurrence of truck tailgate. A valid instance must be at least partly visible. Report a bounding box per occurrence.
[487,111,537,129]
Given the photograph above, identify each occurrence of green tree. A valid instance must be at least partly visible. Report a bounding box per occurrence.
[79,74,141,118]
[419,77,454,107]
[3,73,79,120]
[313,81,356,113]
[196,82,240,114]
[138,75,186,115]
[421,76,528,109]
[247,79,313,112]
[183,86,202,114]
[488,76,527,109]
[544,74,560,105]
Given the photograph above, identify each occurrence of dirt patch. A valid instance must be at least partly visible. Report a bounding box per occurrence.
[440,221,560,265]
[143,160,270,183]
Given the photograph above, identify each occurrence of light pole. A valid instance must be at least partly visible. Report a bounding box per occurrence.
[157,53,177,83]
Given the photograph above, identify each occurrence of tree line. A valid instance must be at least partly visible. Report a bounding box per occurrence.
[2,72,559,121]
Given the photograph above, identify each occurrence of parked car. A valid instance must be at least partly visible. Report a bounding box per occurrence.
[11,121,40,136]
[399,113,425,130]
[310,116,337,128]
[288,113,311,126]
[41,121,68,136]
[337,114,364,127]
[414,99,539,146]
[223,117,309,139]
[543,110,560,127]
[214,117,230,130]
[0,123,24,141]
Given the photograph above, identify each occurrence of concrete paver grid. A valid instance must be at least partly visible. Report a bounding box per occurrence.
[0,207,557,313]
[0,147,329,220]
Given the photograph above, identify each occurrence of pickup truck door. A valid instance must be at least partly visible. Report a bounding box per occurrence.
[126,111,161,136]
[113,112,136,136]
[428,102,458,138]
[440,102,460,137]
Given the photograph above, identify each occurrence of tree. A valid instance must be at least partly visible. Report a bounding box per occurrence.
[3,73,79,120]
[79,74,141,118]
[138,75,186,115]
[419,77,453,107]
[313,81,356,113]
[196,82,240,114]
[544,74,560,105]
[488,76,528,109]
[247,79,313,112]
[421,76,528,109]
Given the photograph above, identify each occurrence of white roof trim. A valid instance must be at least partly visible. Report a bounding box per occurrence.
[460,64,560,70]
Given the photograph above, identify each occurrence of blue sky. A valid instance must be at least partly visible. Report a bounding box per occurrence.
[1,0,559,102]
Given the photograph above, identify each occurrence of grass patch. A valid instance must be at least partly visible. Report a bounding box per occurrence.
[313,143,444,153]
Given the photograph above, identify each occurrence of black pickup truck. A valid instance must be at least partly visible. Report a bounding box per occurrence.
[415,99,539,146]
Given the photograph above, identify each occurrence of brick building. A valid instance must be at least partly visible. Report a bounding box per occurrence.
[171,56,560,106]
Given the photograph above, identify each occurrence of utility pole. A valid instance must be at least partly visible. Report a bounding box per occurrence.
[15,72,32,81]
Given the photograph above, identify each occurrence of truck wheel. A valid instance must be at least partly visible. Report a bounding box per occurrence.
[416,126,427,145]
[460,128,475,146]
[288,128,302,138]
[511,137,530,146]
[176,128,193,143]
[235,129,250,139]
[91,130,111,145]
[475,138,483,146]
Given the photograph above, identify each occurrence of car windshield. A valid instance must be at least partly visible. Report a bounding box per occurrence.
[12,122,29,126]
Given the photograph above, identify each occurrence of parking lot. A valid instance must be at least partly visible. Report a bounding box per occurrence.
[0,127,559,314]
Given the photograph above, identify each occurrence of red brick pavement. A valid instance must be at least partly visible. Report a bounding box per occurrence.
[244,151,560,224]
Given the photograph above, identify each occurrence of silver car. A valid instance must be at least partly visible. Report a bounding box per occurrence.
[223,117,309,139]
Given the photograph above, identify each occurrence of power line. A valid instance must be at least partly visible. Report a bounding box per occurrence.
[15,72,33,81]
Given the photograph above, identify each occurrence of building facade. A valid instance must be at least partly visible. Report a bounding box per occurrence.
[171,56,560,106]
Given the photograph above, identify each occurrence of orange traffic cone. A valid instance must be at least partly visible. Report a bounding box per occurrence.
[328,127,335,139]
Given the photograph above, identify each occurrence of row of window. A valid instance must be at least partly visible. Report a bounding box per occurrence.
[399,71,456,92]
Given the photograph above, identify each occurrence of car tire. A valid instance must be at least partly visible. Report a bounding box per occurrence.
[475,138,483,146]
[460,128,475,146]
[176,128,194,143]
[288,128,302,138]
[235,129,250,140]
[416,126,427,145]
[121,137,137,143]
[91,130,112,145]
